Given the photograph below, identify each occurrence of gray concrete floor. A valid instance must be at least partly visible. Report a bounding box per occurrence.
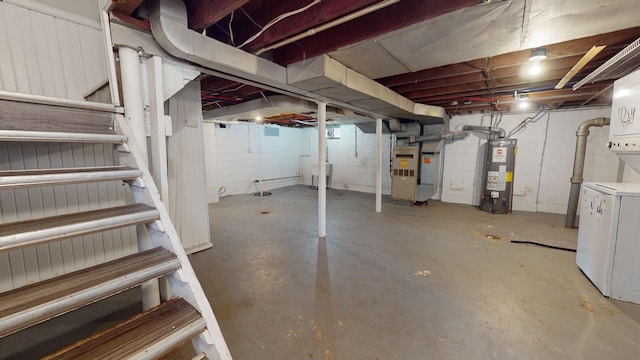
[3,185,640,359]
[194,185,640,360]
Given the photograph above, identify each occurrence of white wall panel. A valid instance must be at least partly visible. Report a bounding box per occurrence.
[0,1,107,99]
[167,81,212,253]
[0,142,136,293]
[300,125,393,195]
[209,123,303,198]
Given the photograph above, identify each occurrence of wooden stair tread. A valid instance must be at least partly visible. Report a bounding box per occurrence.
[0,166,142,189]
[0,129,126,143]
[0,203,160,252]
[44,298,205,360]
[0,99,116,134]
[0,247,180,337]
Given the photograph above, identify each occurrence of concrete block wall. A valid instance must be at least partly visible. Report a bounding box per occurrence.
[300,124,393,194]
[204,122,302,200]
[442,107,637,214]
[203,107,637,214]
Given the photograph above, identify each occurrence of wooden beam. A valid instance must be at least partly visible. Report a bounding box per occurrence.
[378,60,486,87]
[111,0,143,15]
[555,45,606,89]
[184,0,250,33]
[112,11,151,32]
[236,0,382,52]
[391,72,487,94]
[272,0,484,65]
[377,27,639,87]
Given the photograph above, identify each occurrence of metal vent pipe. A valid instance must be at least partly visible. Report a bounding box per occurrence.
[564,117,610,228]
[462,125,506,139]
[410,131,468,143]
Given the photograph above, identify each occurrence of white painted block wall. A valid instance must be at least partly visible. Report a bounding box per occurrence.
[204,123,393,202]
[299,124,393,195]
[442,107,637,214]
[204,122,303,200]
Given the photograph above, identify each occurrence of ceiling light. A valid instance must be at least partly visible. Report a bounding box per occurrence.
[518,100,529,109]
[255,116,263,123]
[529,47,547,62]
[528,64,542,75]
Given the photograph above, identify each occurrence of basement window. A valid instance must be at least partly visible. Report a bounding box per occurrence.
[327,124,340,139]
[264,126,280,137]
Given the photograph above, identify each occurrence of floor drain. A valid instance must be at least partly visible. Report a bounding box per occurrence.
[260,211,270,215]
[485,234,501,240]
[254,191,272,196]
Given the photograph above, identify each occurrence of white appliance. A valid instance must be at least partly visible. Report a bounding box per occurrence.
[577,182,640,303]
[609,68,640,171]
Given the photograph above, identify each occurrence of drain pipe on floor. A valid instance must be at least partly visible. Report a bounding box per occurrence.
[564,117,610,228]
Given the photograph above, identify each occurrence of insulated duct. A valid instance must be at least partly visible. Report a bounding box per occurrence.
[462,125,506,139]
[147,0,287,86]
[146,0,447,124]
[410,131,468,143]
[564,117,610,228]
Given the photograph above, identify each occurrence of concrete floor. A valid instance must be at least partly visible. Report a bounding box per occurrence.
[3,185,640,359]
[195,185,640,359]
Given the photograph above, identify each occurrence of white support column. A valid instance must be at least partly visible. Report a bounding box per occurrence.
[376,117,383,213]
[318,102,327,238]
[147,56,170,206]
[120,47,158,310]
[119,47,149,165]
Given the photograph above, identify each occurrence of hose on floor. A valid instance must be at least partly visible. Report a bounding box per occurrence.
[510,240,576,252]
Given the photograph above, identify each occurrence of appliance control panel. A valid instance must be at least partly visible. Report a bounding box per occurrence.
[610,69,640,144]
[608,137,640,153]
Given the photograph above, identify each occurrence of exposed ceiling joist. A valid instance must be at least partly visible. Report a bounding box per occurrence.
[378,29,639,87]
[555,45,606,89]
[185,0,249,33]
[234,0,383,52]
[111,0,144,15]
[378,60,487,87]
[272,0,485,65]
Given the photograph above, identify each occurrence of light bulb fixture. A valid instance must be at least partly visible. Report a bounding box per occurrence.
[528,47,547,62]
[528,63,542,75]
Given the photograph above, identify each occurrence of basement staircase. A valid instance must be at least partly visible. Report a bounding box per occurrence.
[0,100,231,359]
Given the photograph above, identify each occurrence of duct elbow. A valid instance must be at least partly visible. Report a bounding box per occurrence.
[577,117,611,135]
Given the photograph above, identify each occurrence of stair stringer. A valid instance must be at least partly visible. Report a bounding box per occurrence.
[114,114,232,360]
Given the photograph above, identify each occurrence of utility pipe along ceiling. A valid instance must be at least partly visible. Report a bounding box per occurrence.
[111,0,640,124]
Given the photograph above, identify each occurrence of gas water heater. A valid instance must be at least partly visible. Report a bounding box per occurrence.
[481,138,517,214]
